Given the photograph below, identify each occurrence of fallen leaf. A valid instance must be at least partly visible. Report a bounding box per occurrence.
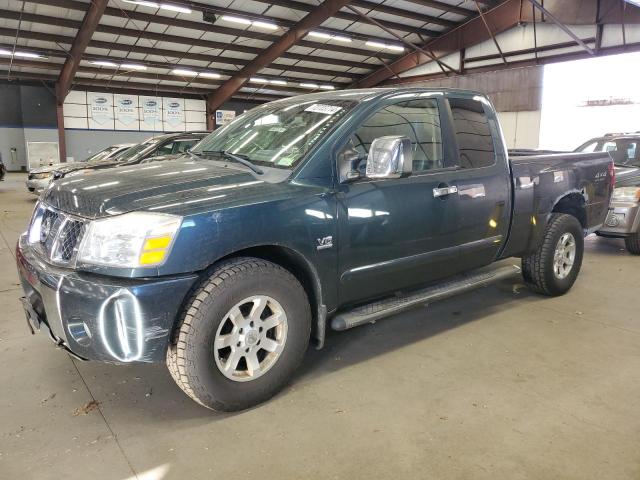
[73,400,100,416]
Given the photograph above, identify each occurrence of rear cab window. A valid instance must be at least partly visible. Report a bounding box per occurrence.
[447,97,496,169]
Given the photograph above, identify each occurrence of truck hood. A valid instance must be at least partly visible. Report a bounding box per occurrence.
[31,162,86,175]
[42,159,275,219]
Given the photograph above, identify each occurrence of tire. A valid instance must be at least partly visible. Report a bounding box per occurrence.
[167,257,311,411]
[522,213,584,296]
[625,233,640,255]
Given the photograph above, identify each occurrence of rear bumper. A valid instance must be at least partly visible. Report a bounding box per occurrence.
[597,202,640,237]
[16,234,198,363]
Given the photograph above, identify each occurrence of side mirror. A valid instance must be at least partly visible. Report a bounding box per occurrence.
[365,136,413,179]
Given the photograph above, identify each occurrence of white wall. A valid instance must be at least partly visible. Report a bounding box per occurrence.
[63,90,207,133]
[497,111,541,149]
[0,127,27,171]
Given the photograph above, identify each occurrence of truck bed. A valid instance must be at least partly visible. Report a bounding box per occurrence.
[500,151,613,258]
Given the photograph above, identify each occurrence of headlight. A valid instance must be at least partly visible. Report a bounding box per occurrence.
[612,186,640,203]
[31,172,52,180]
[78,212,182,268]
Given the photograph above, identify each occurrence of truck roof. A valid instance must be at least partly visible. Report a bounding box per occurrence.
[268,87,487,105]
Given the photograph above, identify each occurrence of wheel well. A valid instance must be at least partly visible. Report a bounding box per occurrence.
[216,245,323,346]
[552,193,587,229]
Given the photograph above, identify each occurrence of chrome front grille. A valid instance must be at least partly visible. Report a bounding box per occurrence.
[58,219,86,262]
[28,203,87,265]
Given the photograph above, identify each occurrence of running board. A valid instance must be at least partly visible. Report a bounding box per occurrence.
[331,264,521,331]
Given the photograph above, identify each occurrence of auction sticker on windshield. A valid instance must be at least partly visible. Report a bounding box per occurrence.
[305,104,343,115]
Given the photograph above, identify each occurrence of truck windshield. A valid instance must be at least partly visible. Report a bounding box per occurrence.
[115,139,159,163]
[82,146,118,163]
[193,99,356,169]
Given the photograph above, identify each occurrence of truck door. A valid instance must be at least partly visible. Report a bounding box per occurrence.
[444,96,511,266]
[336,96,462,305]
[336,95,510,306]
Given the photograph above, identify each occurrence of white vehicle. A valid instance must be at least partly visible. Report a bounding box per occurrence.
[26,144,133,195]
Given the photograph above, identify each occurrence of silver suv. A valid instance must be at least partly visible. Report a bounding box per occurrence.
[576,133,640,254]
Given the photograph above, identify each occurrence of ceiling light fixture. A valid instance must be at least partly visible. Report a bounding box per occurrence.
[365,40,404,52]
[221,15,279,30]
[319,85,335,90]
[122,0,192,13]
[250,77,269,83]
[199,72,221,79]
[171,68,197,75]
[221,15,251,25]
[123,0,159,7]
[0,49,47,59]
[308,31,331,39]
[91,60,118,67]
[160,3,192,13]
[121,63,147,70]
[308,31,352,43]
[269,80,287,85]
[252,20,278,30]
[300,83,319,89]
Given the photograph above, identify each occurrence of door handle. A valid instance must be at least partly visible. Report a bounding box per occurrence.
[433,186,458,198]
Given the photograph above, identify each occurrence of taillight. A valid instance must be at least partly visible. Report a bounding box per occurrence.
[608,161,615,189]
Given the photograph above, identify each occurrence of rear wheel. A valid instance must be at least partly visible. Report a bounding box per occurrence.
[625,233,640,255]
[167,257,311,411]
[522,213,584,296]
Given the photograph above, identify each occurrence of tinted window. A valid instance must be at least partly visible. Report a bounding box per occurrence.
[172,139,199,154]
[348,98,443,172]
[155,142,174,156]
[448,98,495,169]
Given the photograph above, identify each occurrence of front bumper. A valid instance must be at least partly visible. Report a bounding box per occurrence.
[16,234,198,363]
[26,178,51,195]
[597,202,640,237]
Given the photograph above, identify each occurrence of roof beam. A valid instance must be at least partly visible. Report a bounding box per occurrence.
[352,0,523,87]
[207,0,353,113]
[400,0,474,17]
[527,0,595,55]
[25,0,438,41]
[344,4,458,74]
[127,0,445,41]
[0,57,313,95]
[1,69,282,102]
[0,11,382,72]
[55,0,108,103]
[0,41,353,85]
[0,8,396,62]
[349,0,457,28]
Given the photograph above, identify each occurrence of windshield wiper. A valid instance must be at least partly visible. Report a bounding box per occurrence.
[187,149,203,162]
[202,150,264,175]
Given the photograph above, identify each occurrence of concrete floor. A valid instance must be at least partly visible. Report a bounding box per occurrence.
[1,171,639,480]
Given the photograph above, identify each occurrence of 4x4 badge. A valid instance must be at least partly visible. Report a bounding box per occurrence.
[317,236,333,250]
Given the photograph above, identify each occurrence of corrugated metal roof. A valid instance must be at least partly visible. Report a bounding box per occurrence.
[0,0,496,100]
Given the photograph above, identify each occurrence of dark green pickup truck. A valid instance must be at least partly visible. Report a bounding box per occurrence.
[17,88,613,411]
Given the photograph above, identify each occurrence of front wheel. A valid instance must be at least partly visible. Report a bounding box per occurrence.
[167,257,311,411]
[625,233,640,255]
[522,213,584,296]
